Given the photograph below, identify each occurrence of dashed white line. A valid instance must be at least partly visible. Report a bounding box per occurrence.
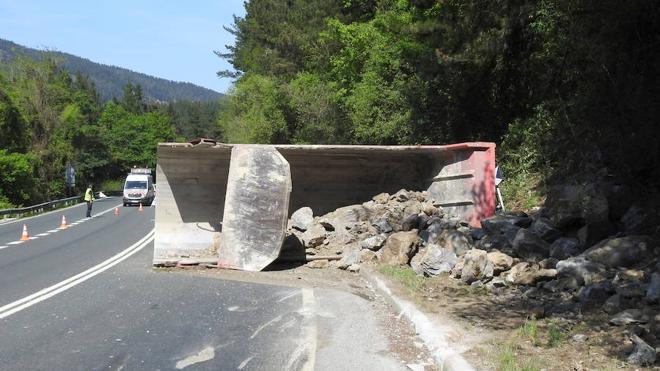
[0,246,9,250]
[47,229,59,233]
[7,241,24,245]
[29,237,39,240]
[36,233,50,237]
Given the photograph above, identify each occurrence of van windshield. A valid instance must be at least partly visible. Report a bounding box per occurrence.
[125,181,147,189]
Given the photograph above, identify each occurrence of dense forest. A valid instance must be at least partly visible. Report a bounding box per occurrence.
[218,0,660,207]
[0,57,221,208]
[0,38,223,102]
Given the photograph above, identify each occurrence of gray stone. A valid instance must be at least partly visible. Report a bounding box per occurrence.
[378,230,420,266]
[320,205,369,231]
[621,205,656,235]
[372,218,393,234]
[347,264,361,273]
[372,192,390,204]
[402,213,421,231]
[393,189,410,202]
[576,220,616,249]
[337,249,361,270]
[612,270,647,298]
[420,222,444,244]
[504,262,557,286]
[480,216,524,249]
[646,272,660,303]
[290,207,314,231]
[302,223,327,248]
[556,257,608,286]
[542,183,609,228]
[512,229,551,262]
[418,244,458,276]
[359,249,378,264]
[461,249,494,284]
[450,257,464,278]
[360,234,388,251]
[602,294,622,314]
[581,235,653,268]
[542,277,580,292]
[470,228,487,240]
[572,334,588,343]
[529,217,562,243]
[442,230,472,256]
[610,309,647,326]
[578,280,615,309]
[627,334,656,366]
[486,251,513,274]
[549,237,581,260]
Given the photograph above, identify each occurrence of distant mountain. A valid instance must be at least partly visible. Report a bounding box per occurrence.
[0,38,223,102]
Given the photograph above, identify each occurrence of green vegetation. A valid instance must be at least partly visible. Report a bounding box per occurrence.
[0,38,222,102]
[518,320,538,342]
[0,57,222,208]
[378,265,427,292]
[495,344,541,371]
[218,0,660,207]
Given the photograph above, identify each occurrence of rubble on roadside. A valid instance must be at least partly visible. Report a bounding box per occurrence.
[286,185,659,366]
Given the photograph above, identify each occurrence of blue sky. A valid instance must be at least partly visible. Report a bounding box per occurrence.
[0,1,246,93]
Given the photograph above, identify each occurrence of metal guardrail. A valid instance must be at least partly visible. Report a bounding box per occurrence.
[0,196,83,219]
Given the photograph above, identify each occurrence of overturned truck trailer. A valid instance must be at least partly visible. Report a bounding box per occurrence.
[154,141,496,271]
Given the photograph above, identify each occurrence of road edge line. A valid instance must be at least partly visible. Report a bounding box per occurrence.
[361,269,474,371]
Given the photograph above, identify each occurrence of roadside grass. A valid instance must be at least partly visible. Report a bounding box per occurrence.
[378,265,427,292]
[546,322,566,348]
[494,343,541,371]
[518,319,538,342]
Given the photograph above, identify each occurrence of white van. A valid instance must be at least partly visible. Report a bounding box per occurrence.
[123,168,155,206]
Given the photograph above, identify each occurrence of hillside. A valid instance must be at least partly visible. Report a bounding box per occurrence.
[0,38,222,102]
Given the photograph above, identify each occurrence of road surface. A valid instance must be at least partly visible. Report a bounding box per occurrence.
[0,198,424,370]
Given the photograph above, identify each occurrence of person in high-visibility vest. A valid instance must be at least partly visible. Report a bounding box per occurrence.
[84,185,94,217]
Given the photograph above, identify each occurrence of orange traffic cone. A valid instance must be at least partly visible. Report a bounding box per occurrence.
[59,215,68,230]
[138,203,144,212]
[20,224,30,241]
[114,207,120,216]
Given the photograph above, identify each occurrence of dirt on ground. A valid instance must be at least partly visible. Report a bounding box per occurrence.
[159,263,440,371]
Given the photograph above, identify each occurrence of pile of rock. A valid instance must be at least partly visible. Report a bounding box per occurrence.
[286,184,659,365]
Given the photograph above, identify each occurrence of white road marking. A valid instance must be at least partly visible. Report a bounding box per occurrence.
[250,315,283,339]
[47,229,59,233]
[7,241,24,245]
[36,233,50,237]
[0,229,154,319]
[300,288,317,371]
[175,346,215,369]
[238,356,254,369]
[0,246,8,250]
[29,237,39,240]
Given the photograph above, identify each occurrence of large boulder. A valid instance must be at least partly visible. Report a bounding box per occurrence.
[646,272,660,303]
[378,230,420,266]
[627,334,657,366]
[289,207,314,232]
[542,183,609,228]
[529,218,562,243]
[441,230,472,256]
[460,249,494,284]
[612,270,647,298]
[487,251,514,274]
[549,237,581,260]
[621,205,658,235]
[581,235,654,268]
[418,244,458,276]
[576,220,616,248]
[481,215,527,249]
[503,262,557,286]
[556,257,608,286]
[301,223,327,248]
[360,234,388,251]
[512,229,551,262]
[577,280,615,309]
[337,249,361,270]
[320,205,370,231]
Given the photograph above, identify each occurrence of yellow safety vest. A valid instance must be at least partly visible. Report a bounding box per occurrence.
[84,188,93,202]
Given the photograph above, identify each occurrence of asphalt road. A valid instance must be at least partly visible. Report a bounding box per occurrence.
[0,198,415,370]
